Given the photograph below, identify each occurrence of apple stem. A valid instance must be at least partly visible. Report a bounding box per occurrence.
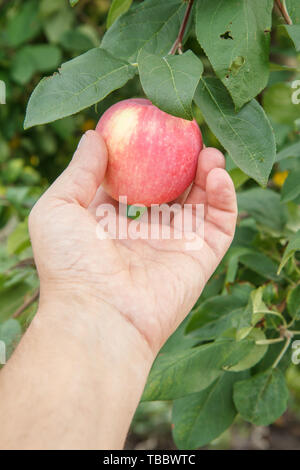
[275,0,293,25]
[169,0,195,55]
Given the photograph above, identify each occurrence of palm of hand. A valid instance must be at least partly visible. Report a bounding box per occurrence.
[29,131,237,353]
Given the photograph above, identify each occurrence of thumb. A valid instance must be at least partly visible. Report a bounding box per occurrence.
[44,130,108,208]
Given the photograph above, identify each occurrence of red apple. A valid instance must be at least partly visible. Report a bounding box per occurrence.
[96,98,203,206]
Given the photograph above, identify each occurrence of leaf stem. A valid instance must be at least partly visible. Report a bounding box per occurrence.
[259,309,287,327]
[286,318,296,328]
[275,0,293,25]
[272,336,292,368]
[169,0,195,55]
[256,338,284,345]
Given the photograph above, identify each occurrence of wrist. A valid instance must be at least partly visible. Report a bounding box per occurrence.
[35,283,154,378]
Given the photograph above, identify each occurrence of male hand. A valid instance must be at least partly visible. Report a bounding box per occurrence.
[29,130,237,357]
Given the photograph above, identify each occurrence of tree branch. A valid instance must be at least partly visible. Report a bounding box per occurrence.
[275,0,293,25]
[169,0,195,55]
[12,289,39,319]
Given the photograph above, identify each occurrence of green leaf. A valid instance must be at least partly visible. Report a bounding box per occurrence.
[278,230,300,273]
[107,0,133,29]
[101,0,186,62]
[222,287,275,341]
[7,221,30,255]
[11,53,35,86]
[254,341,291,375]
[286,0,300,23]
[284,25,300,51]
[276,140,300,162]
[40,0,63,16]
[4,270,33,289]
[5,187,32,210]
[186,285,252,336]
[248,287,278,325]
[225,252,241,284]
[238,188,287,233]
[281,169,300,202]
[142,338,253,401]
[172,372,246,449]
[195,0,273,109]
[229,168,250,189]
[0,319,22,360]
[233,290,262,338]
[11,45,62,85]
[24,48,136,129]
[138,50,203,120]
[188,308,249,342]
[59,30,95,52]
[0,283,30,322]
[233,368,289,426]
[4,0,41,47]
[239,251,280,281]
[194,78,276,186]
[232,225,258,249]
[263,83,300,126]
[226,329,268,371]
[41,0,74,43]
[70,0,79,6]
[161,317,199,354]
[287,284,300,321]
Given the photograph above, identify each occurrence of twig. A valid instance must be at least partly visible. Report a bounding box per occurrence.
[12,289,39,319]
[272,335,292,368]
[169,0,195,55]
[275,0,293,25]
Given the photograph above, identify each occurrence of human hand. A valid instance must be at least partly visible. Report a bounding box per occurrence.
[29,130,237,358]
